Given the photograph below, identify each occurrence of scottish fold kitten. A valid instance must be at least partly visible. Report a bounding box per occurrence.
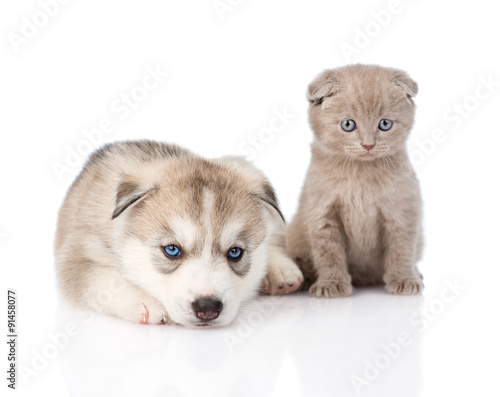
[287,64,423,297]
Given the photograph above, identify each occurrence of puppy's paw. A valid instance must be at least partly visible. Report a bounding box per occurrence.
[262,255,303,295]
[385,277,423,295]
[309,279,352,298]
[132,297,170,325]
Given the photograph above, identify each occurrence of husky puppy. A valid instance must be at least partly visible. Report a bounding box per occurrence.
[287,64,424,298]
[55,140,303,327]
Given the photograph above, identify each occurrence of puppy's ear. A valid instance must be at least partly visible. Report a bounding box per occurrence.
[392,69,418,99]
[214,155,286,223]
[112,176,157,220]
[307,69,341,106]
[258,182,285,224]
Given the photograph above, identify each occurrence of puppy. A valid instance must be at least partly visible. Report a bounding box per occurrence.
[55,140,303,326]
[287,64,424,297]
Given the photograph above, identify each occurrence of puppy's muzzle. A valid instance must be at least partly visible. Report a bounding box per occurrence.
[192,297,223,321]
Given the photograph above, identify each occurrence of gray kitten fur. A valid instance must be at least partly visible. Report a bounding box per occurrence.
[287,64,424,297]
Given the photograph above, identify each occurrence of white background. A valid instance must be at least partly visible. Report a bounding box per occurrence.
[1,0,499,396]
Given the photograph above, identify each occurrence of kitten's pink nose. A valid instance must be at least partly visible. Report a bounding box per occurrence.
[361,143,375,151]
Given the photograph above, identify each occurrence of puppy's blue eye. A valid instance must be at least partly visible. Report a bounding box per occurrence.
[163,245,181,258]
[378,119,393,131]
[341,120,356,132]
[227,247,243,261]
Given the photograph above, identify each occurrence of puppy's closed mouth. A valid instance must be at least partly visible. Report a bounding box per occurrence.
[189,320,221,328]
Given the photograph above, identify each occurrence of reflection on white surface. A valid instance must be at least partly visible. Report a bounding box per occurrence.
[35,288,424,397]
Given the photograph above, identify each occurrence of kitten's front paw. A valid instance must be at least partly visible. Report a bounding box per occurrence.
[262,255,303,295]
[385,277,423,295]
[309,280,352,298]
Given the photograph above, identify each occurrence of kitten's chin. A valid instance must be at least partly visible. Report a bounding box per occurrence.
[357,152,379,161]
[349,148,391,161]
[345,150,380,161]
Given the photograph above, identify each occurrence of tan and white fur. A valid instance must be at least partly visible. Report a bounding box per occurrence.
[55,140,303,327]
[287,64,423,298]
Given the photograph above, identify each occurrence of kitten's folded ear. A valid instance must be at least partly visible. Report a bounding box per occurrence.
[307,69,341,106]
[392,70,418,99]
[112,176,158,220]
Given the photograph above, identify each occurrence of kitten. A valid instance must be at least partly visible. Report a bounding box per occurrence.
[287,64,423,297]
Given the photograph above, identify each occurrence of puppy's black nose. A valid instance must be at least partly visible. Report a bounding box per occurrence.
[192,297,223,321]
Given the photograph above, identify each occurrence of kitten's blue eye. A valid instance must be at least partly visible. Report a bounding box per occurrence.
[378,119,393,131]
[163,245,181,258]
[341,120,356,132]
[227,247,243,261]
